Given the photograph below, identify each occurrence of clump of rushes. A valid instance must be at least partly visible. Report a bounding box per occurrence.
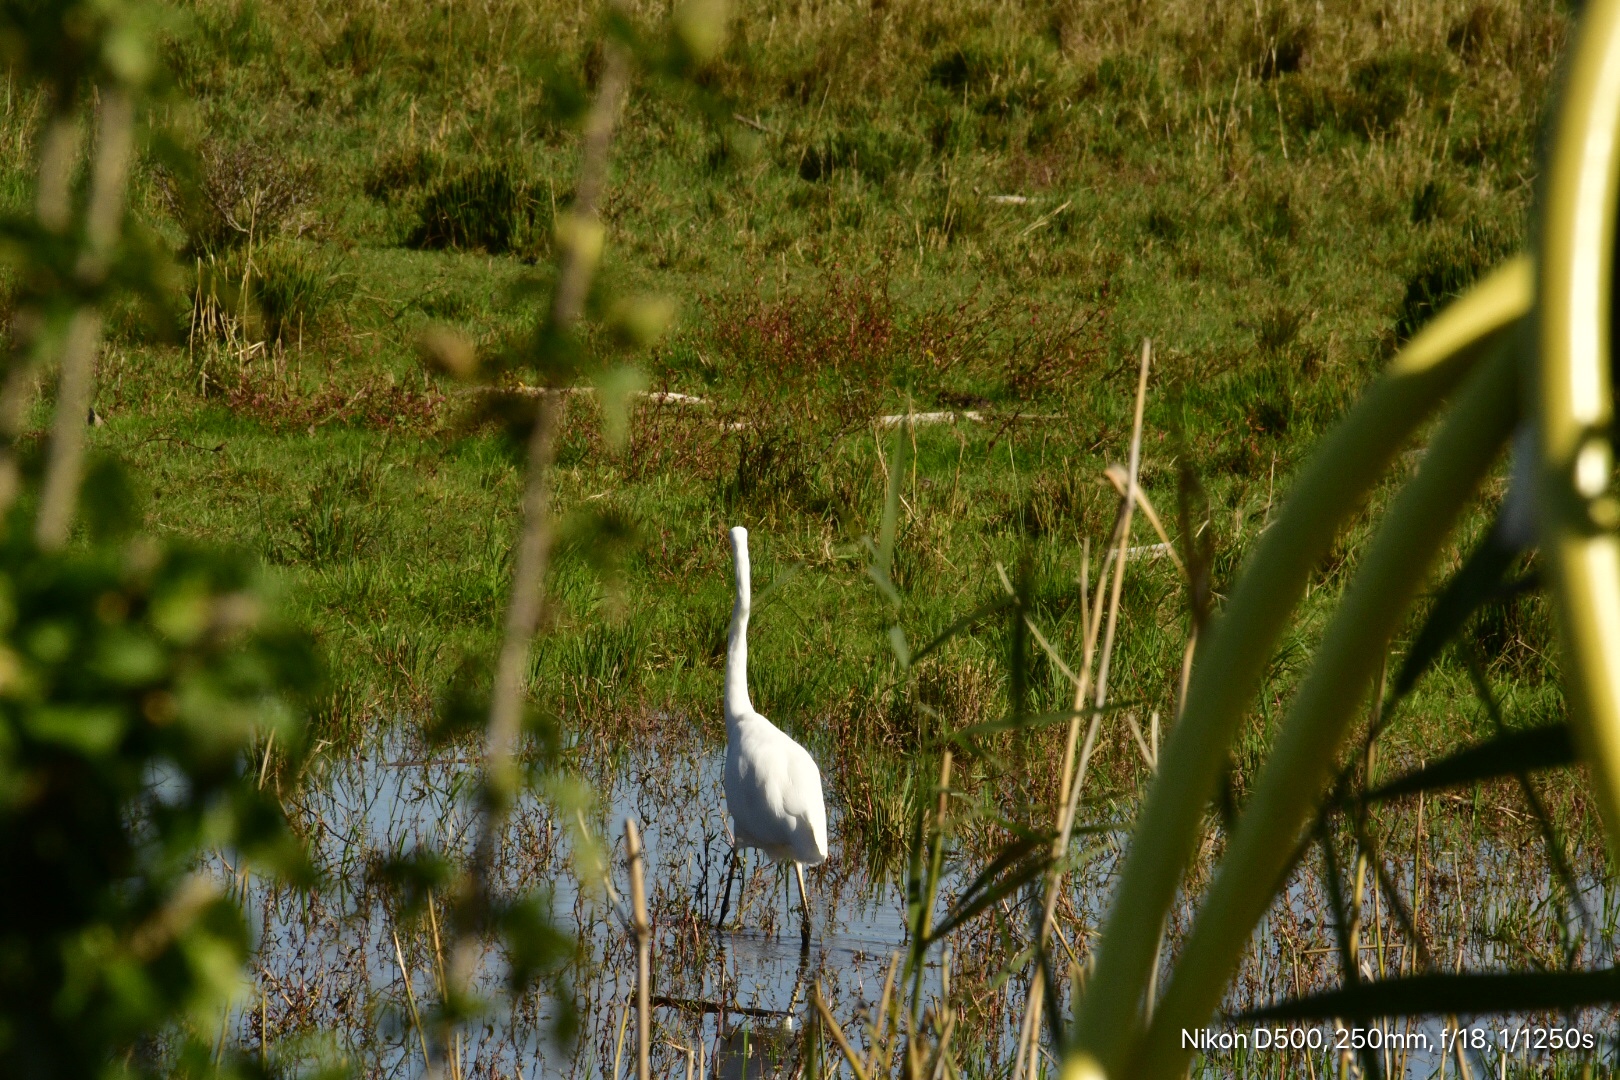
[364,144,443,203]
[247,241,351,345]
[193,241,349,347]
[1394,217,1518,343]
[408,160,544,255]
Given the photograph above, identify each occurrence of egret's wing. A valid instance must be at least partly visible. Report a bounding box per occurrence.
[772,736,828,860]
[773,743,823,818]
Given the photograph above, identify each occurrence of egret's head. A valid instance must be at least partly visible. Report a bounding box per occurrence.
[729,525,749,561]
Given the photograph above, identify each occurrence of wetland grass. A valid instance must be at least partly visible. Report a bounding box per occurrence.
[3,0,1613,1074]
[237,352,1609,1077]
[0,0,1561,784]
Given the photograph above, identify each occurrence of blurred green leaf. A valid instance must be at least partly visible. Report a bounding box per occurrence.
[1391,519,1520,704]
[926,830,1051,944]
[605,295,676,350]
[887,624,910,667]
[673,0,728,64]
[22,704,124,752]
[1241,967,1620,1020]
[909,595,1015,667]
[596,364,648,451]
[1355,723,1574,805]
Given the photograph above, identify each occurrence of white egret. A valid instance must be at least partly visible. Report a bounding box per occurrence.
[715,526,828,947]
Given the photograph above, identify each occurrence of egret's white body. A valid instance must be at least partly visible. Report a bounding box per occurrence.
[719,526,827,940]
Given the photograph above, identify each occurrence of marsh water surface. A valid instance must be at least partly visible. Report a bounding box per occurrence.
[238,724,1620,1078]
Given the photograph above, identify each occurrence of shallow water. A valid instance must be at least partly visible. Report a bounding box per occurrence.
[237,726,1620,1078]
[245,727,965,1078]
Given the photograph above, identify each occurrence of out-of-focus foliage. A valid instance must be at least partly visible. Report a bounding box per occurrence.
[0,477,318,1077]
[392,4,725,1066]
[0,0,324,1077]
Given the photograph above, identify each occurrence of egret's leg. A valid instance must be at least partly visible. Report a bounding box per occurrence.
[717,846,738,931]
[794,862,812,949]
[786,936,811,1018]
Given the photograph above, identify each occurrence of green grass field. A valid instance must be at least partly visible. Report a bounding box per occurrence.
[0,0,1578,838]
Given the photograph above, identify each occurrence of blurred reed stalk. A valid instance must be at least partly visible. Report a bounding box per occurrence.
[626,819,652,1080]
[0,87,136,541]
[1069,258,1533,1077]
[1137,329,1519,1078]
[478,42,628,815]
[441,14,629,1054]
[36,90,135,548]
[1013,340,1151,1080]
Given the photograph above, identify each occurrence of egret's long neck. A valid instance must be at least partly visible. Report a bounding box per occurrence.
[724,539,753,721]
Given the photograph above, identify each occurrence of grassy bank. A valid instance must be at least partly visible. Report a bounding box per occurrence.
[0,0,1574,833]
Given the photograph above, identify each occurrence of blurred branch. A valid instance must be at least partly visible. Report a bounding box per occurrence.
[626,819,651,1080]
[0,108,82,517]
[34,308,102,547]
[34,90,136,548]
[0,3,325,1076]
[480,49,626,811]
[445,28,630,1017]
[34,112,79,233]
